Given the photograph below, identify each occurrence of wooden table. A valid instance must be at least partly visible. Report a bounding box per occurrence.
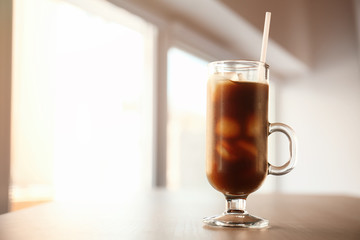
[1,190,360,239]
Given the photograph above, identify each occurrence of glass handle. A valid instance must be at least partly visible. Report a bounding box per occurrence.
[268,122,297,176]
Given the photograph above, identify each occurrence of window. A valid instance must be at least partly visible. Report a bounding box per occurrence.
[11,0,155,203]
[167,47,209,189]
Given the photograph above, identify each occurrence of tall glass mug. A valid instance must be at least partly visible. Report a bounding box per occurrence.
[204,60,297,228]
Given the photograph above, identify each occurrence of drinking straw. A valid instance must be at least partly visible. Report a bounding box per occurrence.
[260,12,271,63]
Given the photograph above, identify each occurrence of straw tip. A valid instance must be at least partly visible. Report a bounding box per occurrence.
[260,12,272,63]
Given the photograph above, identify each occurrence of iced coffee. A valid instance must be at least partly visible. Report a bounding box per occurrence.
[204,14,297,228]
[206,71,269,199]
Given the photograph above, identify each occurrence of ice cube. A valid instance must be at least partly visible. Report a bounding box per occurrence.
[215,117,241,138]
[226,72,239,81]
[209,72,238,82]
[237,73,244,81]
[246,114,263,137]
[236,140,258,158]
[216,140,237,161]
[216,139,258,161]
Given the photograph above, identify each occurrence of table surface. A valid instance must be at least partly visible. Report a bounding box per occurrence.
[1,190,360,240]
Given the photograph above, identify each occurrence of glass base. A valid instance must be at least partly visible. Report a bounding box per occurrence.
[203,212,269,228]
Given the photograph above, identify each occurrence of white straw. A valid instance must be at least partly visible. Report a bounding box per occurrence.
[260,12,271,63]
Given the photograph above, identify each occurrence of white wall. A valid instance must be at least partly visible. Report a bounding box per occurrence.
[276,0,360,196]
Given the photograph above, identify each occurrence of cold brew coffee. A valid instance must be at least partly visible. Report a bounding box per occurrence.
[206,75,269,199]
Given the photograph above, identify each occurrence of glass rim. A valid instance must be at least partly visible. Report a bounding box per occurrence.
[208,60,269,70]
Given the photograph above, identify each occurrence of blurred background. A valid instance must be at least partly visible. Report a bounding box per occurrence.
[0,0,359,213]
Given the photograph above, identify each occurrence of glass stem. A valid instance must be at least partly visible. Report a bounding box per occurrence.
[225,198,247,214]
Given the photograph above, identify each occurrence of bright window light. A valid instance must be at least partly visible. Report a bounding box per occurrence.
[167,47,209,189]
[12,0,155,202]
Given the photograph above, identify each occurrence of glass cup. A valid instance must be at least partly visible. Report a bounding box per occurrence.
[203,60,297,228]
